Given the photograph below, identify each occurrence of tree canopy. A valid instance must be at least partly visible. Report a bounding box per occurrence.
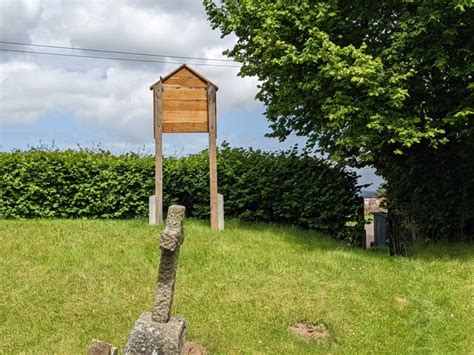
[205,0,473,167]
[205,0,474,241]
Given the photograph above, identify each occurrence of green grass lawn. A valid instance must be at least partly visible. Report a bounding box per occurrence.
[0,219,472,354]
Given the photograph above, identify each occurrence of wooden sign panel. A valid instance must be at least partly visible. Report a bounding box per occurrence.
[161,66,208,133]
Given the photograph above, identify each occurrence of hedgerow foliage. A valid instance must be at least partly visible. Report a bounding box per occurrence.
[0,144,362,236]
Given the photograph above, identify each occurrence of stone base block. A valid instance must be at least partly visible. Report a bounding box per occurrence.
[124,312,186,355]
[217,193,224,231]
[87,339,118,355]
[364,223,374,249]
[149,195,156,225]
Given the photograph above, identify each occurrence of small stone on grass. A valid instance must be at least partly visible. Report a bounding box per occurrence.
[87,339,118,355]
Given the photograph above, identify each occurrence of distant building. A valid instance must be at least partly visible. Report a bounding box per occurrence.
[364,197,386,214]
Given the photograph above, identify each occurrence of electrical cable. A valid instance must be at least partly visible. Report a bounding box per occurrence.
[0,48,241,68]
[0,40,236,63]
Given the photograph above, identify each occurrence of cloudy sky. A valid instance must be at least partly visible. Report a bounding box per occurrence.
[0,0,382,189]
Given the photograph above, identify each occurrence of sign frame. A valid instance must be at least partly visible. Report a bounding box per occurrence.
[149,64,219,230]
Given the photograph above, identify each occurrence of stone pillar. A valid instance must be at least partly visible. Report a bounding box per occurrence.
[364,223,374,249]
[149,195,156,225]
[125,205,187,355]
[217,193,224,231]
[152,205,185,322]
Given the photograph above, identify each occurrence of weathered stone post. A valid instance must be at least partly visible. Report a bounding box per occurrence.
[152,205,185,322]
[125,205,187,355]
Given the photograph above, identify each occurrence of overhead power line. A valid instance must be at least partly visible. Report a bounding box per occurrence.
[0,40,236,63]
[0,48,241,68]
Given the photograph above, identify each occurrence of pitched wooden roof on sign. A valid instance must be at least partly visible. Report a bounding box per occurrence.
[150,64,218,133]
[149,64,219,90]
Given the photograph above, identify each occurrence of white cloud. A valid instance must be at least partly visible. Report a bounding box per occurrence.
[0,0,261,146]
[0,0,43,42]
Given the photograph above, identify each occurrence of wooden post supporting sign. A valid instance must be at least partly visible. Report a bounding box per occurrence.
[153,81,163,225]
[207,83,218,230]
[150,64,219,230]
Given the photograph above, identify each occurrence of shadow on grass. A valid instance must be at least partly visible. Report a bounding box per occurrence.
[222,218,367,254]
[406,242,474,262]
[202,218,474,263]
[33,217,468,263]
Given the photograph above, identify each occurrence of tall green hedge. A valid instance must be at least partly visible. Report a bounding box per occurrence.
[0,144,362,236]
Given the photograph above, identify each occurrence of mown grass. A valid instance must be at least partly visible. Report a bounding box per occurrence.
[0,219,472,354]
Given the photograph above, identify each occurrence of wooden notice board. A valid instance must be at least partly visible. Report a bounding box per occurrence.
[150,64,219,230]
[153,65,217,134]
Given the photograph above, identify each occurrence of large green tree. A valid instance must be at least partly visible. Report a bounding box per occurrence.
[205,0,474,240]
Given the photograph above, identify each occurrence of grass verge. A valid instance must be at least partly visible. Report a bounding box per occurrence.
[0,219,472,353]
